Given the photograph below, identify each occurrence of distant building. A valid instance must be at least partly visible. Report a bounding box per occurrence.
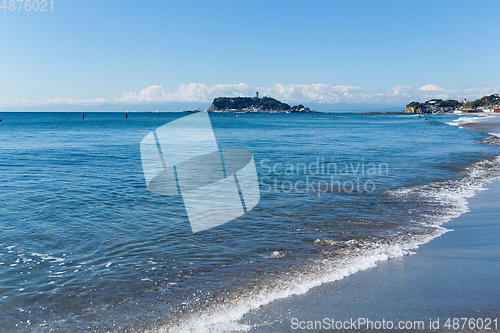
[256,91,259,98]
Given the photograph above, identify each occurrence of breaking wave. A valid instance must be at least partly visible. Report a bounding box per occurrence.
[147,150,500,333]
[446,115,496,127]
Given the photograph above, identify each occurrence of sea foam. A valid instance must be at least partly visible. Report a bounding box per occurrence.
[149,152,500,333]
[446,115,496,127]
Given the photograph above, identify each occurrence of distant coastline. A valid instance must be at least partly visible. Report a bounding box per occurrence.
[405,94,500,114]
[181,93,500,115]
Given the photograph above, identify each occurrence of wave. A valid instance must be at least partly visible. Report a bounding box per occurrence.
[148,150,500,333]
[148,238,436,333]
[446,115,496,127]
[388,155,500,226]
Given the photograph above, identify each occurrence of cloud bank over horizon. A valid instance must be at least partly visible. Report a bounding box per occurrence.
[2,83,499,108]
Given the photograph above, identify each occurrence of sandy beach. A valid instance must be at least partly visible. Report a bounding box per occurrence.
[240,176,500,332]
[463,115,500,133]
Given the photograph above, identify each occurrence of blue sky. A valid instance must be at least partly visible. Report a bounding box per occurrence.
[1,0,499,110]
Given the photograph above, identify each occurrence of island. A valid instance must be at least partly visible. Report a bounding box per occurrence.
[405,94,500,114]
[205,94,316,113]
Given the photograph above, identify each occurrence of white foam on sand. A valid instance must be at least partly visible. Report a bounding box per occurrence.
[446,115,496,127]
[149,154,500,333]
[149,236,446,333]
[389,156,500,235]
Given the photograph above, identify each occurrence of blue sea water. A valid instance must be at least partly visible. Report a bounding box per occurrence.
[0,112,499,332]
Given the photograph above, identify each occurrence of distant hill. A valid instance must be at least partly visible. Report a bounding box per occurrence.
[207,97,314,113]
[464,94,500,110]
[405,94,500,113]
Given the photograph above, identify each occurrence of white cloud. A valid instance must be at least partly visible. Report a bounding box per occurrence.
[391,85,411,95]
[34,97,107,106]
[256,84,367,104]
[5,83,500,107]
[115,83,256,104]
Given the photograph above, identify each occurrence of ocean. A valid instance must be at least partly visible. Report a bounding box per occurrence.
[0,112,499,332]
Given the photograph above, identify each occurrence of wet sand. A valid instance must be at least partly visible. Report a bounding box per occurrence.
[463,115,500,133]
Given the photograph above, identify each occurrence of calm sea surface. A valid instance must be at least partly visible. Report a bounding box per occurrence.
[0,112,499,332]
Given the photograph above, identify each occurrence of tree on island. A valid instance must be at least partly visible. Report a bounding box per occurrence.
[209,96,290,111]
[208,96,315,112]
[464,94,500,110]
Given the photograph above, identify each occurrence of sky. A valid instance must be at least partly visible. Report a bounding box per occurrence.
[1,0,499,111]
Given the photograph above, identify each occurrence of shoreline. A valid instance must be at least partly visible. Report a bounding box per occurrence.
[235,120,500,332]
[154,117,500,333]
[240,178,500,332]
[463,114,500,134]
